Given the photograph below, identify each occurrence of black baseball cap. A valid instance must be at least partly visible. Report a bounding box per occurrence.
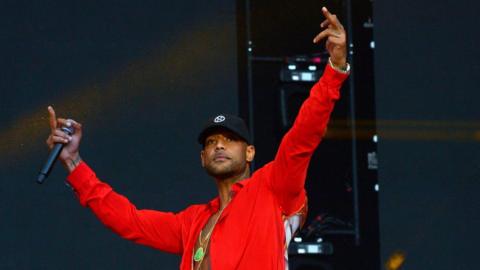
[198,114,251,145]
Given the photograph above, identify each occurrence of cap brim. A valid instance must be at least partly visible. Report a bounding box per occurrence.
[198,125,249,145]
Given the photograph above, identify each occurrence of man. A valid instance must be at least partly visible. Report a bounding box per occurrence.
[46,6,349,270]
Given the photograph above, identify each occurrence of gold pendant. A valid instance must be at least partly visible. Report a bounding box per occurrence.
[193,247,205,262]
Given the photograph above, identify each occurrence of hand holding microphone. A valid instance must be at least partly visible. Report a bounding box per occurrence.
[37,106,83,184]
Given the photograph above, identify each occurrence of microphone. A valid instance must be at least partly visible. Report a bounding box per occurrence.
[37,125,74,184]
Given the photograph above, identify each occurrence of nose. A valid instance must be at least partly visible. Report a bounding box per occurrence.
[214,138,226,150]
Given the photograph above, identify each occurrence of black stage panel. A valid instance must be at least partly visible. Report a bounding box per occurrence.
[0,1,238,269]
[374,1,480,269]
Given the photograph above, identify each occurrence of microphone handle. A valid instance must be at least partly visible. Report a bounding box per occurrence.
[37,126,74,184]
[37,143,64,184]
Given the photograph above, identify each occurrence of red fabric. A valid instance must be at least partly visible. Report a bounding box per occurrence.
[67,64,348,270]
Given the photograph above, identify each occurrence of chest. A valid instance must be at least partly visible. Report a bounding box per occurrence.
[183,179,288,270]
[192,212,221,270]
[202,212,221,236]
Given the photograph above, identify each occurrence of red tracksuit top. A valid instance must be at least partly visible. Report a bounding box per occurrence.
[67,64,348,270]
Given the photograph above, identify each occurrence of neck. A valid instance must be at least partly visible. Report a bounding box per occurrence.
[214,168,250,209]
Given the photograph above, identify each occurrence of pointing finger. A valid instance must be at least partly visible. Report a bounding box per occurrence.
[322,7,341,29]
[48,106,57,133]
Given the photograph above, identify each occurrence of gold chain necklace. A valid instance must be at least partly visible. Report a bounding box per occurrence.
[193,206,226,268]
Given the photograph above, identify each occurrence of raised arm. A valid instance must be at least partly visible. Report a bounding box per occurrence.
[45,107,188,254]
[267,7,350,215]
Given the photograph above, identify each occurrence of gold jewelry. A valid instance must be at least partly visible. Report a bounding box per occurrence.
[193,230,211,262]
[193,206,226,268]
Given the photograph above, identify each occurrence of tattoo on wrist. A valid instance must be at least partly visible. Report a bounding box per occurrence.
[69,155,81,169]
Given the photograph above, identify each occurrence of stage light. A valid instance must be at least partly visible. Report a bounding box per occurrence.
[307,244,320,254]
[280,55,326,82]
[289,242,334,255]
[300,72,313,81]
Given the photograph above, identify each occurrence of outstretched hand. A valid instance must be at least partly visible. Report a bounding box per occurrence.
[46,106,83,172]
[313,7,347,69]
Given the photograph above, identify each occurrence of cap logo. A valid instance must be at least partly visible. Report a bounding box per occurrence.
[213,115,226,123]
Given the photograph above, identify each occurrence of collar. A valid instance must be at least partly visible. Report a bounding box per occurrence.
[206,177,252,213]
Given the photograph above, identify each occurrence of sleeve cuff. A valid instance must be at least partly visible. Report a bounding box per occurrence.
[66,161,101,206]
[312,63,349,101]
[323,62,350,86]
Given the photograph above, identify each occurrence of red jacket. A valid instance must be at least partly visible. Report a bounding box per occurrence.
[67,64,348,269]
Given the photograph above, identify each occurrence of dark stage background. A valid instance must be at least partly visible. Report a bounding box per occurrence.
[0,1,238,269]
[7,0,479,269]
[374,0,480,269]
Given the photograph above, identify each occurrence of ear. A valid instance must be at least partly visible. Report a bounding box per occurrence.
[200,150,206,167]
[245,145,255,162]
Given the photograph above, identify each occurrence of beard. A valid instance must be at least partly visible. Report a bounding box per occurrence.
[204,159,245,180]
